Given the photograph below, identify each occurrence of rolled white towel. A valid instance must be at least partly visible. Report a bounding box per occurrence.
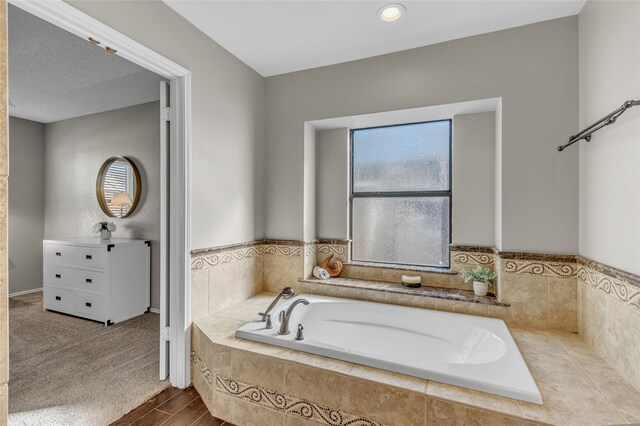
[313,266,330,280]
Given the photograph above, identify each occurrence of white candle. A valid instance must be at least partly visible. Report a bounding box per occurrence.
[401,275,421,285]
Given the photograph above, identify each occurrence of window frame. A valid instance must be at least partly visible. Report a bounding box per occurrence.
[349,119,453,269]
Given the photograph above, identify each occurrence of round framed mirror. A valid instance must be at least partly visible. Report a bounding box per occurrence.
[96,156,141,218]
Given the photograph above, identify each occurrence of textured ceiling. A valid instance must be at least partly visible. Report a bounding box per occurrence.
[8,4,164,124]
[165,0,586,77]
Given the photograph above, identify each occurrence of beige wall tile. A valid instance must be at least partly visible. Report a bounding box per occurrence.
[0,384,6,426]
[263,251,303,293]
[499,274,548,329]
[230,349,286,393]
[0,178,6,387]
[348,378,426,425]
[427,398,523,425]
[341,264,384,281]
[579,281,608,362]
[547,277,577,332]
[191,268,209,320]
[284,362,352,412]
[191,360,214,415]
[602,293,640,392]
[284,414,317,426]
[212,391,285,426]
[426,382,523,420]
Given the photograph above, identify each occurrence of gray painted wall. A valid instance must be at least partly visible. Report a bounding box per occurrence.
[44,102,161,309]
[8,117,45,295]
[265,17,579,253]
[452,112,495,246]
[578,1,640,274]
[316,128,349,239]
[68,0,266,250]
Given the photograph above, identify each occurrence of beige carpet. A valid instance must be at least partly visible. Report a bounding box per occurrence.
[9,291,169,425]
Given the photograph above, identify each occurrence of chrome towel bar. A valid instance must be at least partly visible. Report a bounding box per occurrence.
[558,99,640,152]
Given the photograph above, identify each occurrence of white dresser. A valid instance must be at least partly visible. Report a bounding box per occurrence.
[43,237,151,325]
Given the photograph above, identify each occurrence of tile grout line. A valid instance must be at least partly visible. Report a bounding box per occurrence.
[548,333,629,423]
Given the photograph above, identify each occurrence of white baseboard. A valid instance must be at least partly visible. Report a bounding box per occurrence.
[149,308,160,314]
[9,288,43,297]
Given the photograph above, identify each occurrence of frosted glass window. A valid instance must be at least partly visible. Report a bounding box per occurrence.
[353,121,450,192]
[351,120,451,268]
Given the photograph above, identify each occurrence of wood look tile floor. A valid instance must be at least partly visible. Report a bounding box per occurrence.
[111,386,235,426]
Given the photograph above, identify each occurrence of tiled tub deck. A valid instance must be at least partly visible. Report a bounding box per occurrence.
[191,293,640,426]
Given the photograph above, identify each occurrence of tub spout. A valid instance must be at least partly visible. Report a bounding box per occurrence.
[278,299,310,335]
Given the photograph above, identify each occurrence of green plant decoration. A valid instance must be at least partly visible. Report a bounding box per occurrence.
[461,266,498,285]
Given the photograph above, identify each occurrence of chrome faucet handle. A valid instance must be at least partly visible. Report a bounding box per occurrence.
[295,324,304,341]
[258,312,268,322]
[278,310,288,334]
[265,314,273,329]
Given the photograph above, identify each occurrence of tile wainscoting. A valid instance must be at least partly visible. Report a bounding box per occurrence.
[493,252,578,332]
[191,241,263,320]
[191,241,636,337]
[577,256,640,391]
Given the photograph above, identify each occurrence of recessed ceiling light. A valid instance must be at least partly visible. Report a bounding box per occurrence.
[378,3,406,22]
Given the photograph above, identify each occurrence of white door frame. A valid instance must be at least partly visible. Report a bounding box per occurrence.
[9,0,192,388]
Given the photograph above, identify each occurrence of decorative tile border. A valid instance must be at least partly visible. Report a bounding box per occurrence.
[191,239,308,270]
[577,260,640,311]
[191,245,263,270]
[190,347,383,425]
[190,350,213,385]
[263,244,302,257]
[452,252,494,266]
[577,256,640,289]
[215,375,384,426]
[306,244,348,257]
[503,259,577,278]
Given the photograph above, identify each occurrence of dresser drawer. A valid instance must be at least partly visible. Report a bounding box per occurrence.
[74,293,106,318]
[43,265,107,295]
[44,243,107,269]
[44,286,106,320]
[44,243,75,265]
[74,246,107,269]
[43,286,76,312]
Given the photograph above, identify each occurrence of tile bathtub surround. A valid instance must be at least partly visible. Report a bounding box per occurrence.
[192,295,640,426]
[577,256,640,392]
[492,251,578,332]
[191,241,585,329]
[191,241,264,321]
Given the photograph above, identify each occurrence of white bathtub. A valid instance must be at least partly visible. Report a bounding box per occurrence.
[235,294,542,405]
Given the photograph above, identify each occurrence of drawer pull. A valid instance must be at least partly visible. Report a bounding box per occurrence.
[85,255,92,260]
[55,252,62,257]
[55,274,61,279]
[86,278,92,284]
[85,302,92,307]
[55,296,61,301]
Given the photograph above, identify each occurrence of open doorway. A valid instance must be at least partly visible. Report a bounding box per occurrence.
[6,1,191,423]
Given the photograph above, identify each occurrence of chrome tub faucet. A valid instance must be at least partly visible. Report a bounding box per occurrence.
[278,298,310,335]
